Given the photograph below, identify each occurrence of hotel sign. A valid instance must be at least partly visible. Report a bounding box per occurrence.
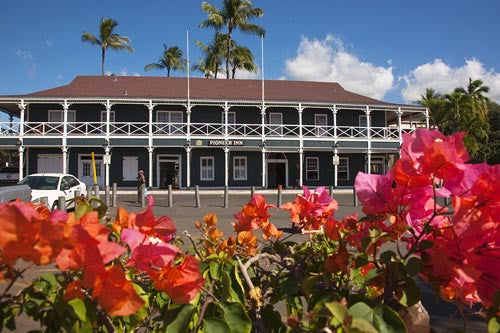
[208,140,244,146]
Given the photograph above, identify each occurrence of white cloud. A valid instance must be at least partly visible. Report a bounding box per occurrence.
[45,40,53,47]
[283,35,394,100]
[15,49,37,78]
[105,68,141,76]
[234,67,261,80]
[400,58,500,103]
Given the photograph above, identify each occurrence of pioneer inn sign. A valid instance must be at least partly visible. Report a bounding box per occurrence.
[0,76,427,189]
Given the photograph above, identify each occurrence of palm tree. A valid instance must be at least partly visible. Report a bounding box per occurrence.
[455,78,490,117]
[443,91,470,134]
[82,17,134,76]
[199,0,265,79]
[195,33,228,78]
[192,58,213,78]
[144,45,186,77]
[419,88,446,128]
[230,45,258,79]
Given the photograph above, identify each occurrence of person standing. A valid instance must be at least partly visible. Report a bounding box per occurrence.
[137,170,146,203]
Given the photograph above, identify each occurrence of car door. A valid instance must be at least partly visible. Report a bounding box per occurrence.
[60,176,75,204]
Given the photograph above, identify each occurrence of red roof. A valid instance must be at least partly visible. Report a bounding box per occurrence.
[24,76,390,105]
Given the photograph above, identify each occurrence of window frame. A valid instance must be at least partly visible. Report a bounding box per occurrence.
[314,113,328,136]
[200,156,215,181]
[233,156,247,181]
[305,157,319,181]
[269,112,283,136]
[338,157,349,180]
[122,156,139,181]
[48,110,76,123]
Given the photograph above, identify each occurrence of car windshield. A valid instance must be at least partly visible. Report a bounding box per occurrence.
[19,176,59,190]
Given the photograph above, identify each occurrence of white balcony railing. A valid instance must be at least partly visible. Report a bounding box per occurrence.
[0,121,405,141]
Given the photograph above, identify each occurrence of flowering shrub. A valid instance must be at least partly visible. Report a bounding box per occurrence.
[0,128,498,332]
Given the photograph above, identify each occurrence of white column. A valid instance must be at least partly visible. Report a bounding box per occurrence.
[397,107,403,143]
[334,147,338,188]
[62,147,68,174]
[148,101,153,145]
[224,147,229,187]
[299,148,304,187]
[148,146,153,188]
[366,106,372,174]
[186,145,191,188]
[105,146,111,187]
[332,105,337,140]
[18,101,26,180]
[425,108,430,128]
[224,102,229,140]
[62,100,69,174]
[18,146,24,181]
[261,146,266,188]
[186,104,192,139]
[106,100,112,140]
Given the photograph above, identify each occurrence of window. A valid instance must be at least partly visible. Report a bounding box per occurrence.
[100,111,116,133]
[338,157,349,180]
[200,157,214,181]
[233,156,247,180]
[123,156,139,181]
[222,111,236,134]
[306,157,319,181]
[157,111,183,134]
[269,112,283,136]
[315,114,328,136]
[48,110,76,122]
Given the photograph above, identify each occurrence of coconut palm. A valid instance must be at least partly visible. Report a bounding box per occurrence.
[82,18,134,76]
[144,45,186,77]
[419,88,446,128]
[192,58,214,78]
[455,78,490,117]
[195,33,228,78]
[230,45,258,79]
[199,0,265,79]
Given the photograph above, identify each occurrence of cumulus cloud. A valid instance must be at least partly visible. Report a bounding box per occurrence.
[234,67,261,80]
[15,49,37,78]
[105,68,141,76]
[283,35,394,100]
[400,58,500,103]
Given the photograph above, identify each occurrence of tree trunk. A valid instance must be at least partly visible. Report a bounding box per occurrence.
[226,27,232,79]
[101,48,105,76]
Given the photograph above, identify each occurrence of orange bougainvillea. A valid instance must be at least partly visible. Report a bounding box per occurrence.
[0,201,74,266]
[92,265,145,317]
[63,280,85,302]
[148,255,205,304]
[232,195,282,240]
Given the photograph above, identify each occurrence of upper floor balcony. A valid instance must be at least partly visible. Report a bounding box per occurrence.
[0,121,417,141]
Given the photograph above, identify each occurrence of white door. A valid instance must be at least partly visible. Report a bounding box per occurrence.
[78,155,104,187]
[37,154,63,173]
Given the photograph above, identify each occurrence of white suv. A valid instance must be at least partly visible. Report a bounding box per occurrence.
[19,173,87,210]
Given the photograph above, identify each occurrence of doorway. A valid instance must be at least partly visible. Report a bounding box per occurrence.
[157,155,181,189]
[267,159,288,188]
[369,156,386,175]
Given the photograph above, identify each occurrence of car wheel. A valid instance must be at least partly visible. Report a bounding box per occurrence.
[51,200,58,211]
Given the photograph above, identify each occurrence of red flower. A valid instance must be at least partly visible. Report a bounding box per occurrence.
[148,255,205,304]
[232,195,281,239]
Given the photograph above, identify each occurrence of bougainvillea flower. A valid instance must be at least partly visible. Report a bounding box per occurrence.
[233,194,276,232]
[324,251,349,274]
[237,231,258,256]
[281,186,338,231]
[121,228,178,271]
[92,265,145,316]
[112,206,136,234]
[57,212,126,288]
[63,280,85,302]
[204,213,218,228]
[148,255,205,304]
[0,201,74,265]
[355,171,397,215]
[260,221,283,240]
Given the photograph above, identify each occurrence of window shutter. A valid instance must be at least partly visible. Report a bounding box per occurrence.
[123,156,139,181]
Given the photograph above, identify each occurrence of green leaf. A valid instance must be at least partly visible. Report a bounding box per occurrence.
[203,317,231,333]
[75,202,93,219]
[210,261,221,280]
[219,301,252,333]
[380,250,397,264]
[401,278,421,307]
[350,318,378,333]
[221,271,241,303]
[40,273,57,288]
[489,317,500,333]
[262,304,287,332]
[325,302,348,322]
[68,298,86,322]
[163,303,196,333]
[372,306,407,333]
[406,257,423,276]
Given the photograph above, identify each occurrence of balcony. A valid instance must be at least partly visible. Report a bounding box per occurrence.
[0,121,413,141]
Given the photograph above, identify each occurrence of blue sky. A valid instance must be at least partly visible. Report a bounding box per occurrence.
[1,0,500,104]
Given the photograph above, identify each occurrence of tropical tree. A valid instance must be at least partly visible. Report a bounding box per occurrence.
[82,17,134,76]
[230,45,258,79]
[419,88,446,128]
[199,0,265,79]
[194,33,228,78]
[455,78,490,117]
[144,44,186,77]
